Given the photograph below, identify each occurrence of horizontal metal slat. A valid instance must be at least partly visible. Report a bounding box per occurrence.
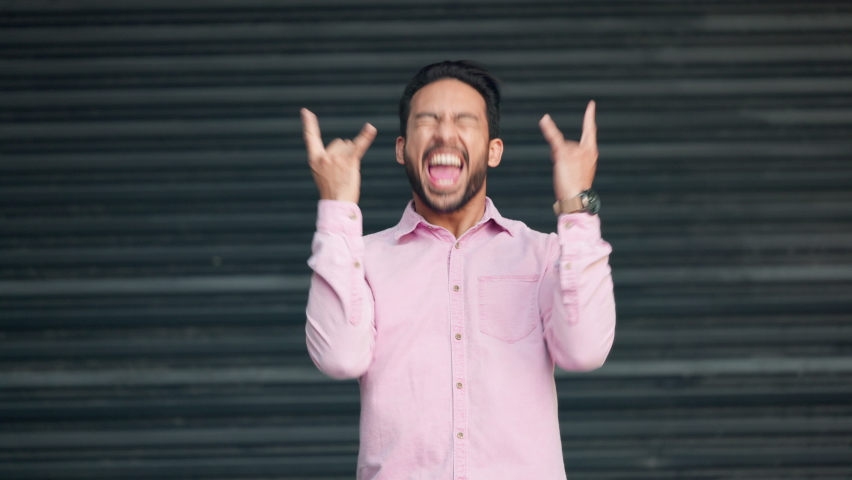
[2,358,852,390]
[3,326,850,360]
[4,16,852,46]
[0,275,311,296]
[2,141,849,171]
[2,417,849,449]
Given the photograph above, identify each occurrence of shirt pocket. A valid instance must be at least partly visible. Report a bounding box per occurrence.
[478,274,540,343]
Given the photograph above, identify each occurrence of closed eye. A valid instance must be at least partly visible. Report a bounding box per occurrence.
[456,114,479,127]
[414,113,439,127]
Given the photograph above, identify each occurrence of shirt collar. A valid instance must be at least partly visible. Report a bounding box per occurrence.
[394,197,516,240]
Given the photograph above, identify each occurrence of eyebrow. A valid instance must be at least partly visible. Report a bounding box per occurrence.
[414,112,439,120]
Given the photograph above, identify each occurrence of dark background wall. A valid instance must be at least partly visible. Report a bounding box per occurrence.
[1,1,851,478]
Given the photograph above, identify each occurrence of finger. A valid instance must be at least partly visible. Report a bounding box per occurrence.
[326,138,345,151]
[352,123,378,159]
[538,114,565,148]
[580,100,597,147]
[300,108,325,158]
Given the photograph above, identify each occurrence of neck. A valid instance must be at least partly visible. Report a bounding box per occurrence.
[413,186,488,239]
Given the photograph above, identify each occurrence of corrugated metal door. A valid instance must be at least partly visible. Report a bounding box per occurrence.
[2,1,851,478]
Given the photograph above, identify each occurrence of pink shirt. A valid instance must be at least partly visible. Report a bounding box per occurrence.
[306,198,615,480]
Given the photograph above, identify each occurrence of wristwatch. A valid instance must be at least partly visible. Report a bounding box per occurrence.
[552,189,600,216]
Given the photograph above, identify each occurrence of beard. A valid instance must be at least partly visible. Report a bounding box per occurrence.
[403,146,488,214]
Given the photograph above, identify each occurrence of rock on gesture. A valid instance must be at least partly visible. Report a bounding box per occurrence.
[301,108,377,204]
[538,100,598,201]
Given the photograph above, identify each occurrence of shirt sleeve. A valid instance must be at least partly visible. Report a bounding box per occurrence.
[305,200,376,379]
[539,213,616,371]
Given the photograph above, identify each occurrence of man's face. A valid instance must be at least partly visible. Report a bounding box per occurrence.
[397,78,502,213]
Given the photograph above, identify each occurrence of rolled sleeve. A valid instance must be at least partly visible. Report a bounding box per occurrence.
[306,200,375,379]
[542,213,616,371]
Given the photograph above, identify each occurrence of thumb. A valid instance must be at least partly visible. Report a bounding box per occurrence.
[353,123,378,159]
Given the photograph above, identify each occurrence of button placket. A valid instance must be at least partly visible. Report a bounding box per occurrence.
[448,239,467,477]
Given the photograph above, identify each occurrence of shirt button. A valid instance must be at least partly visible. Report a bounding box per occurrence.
[563,221,573,229]
[354,261,361,269]
[454,242,460,249]
[457,432,464,439]
[456,382,463,389]
[349,212,358,220]
[564,263,571,270]
[453,285,460,292]
[455,333,462,340]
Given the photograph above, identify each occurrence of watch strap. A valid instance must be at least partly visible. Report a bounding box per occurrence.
[552,196,585,216]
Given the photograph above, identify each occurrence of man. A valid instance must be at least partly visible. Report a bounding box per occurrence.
[302,61,615,479]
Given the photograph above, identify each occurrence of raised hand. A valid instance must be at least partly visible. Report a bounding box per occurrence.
[538,100,598,200]
[301,108,377,204]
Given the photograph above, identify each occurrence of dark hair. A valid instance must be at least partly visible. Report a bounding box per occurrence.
[399,60,501,139]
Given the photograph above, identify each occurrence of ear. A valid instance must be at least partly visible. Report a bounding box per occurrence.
[396,136,406,165]
[487,138,504,168]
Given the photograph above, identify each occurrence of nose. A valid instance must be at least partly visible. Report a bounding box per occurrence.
[434,115,460,144]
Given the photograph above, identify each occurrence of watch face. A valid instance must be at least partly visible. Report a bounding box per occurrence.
[585,190,601,215]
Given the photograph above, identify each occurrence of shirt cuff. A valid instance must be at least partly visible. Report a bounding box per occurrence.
[556,212,601,244]
[316,200,363,237]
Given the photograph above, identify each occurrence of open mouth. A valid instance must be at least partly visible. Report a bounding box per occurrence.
[426,151,464,188]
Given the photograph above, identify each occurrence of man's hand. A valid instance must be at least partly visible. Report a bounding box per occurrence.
[538,100,598,200]
[301,108,377,204]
